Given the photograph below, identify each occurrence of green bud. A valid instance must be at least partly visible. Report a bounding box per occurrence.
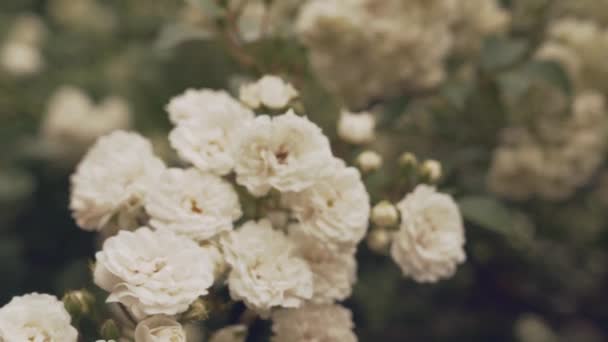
[63,290,95,318]
[100,319,121,340]
[182,298,209,322]
[419,159,442,184]
[398,152,418,169]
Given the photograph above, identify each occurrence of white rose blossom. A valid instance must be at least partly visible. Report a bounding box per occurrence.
[0,293,78,342]
[94,227,215,318]
[70,131,165,231]
[167,89,254,175]
[239,75,299,110]
[282,161,370,251]
[233,110,334,197]
[337,110,376,145]
[272,304,357,342]
[221,219,313,316]
[145,168,242,241]
[209,325,248,342]
[134,316,186,342]
[391,185,466,283]
[290,230,357,304]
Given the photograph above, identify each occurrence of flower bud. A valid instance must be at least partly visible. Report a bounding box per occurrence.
[100,319,121,340]
[181,298,209,322]
[371,201,399,227]
[356,150,383,173]
[337,109,375,145]
[62,289,95,318]
[419,159,442,183]
[366,228,392,254]
[399,152,418,169]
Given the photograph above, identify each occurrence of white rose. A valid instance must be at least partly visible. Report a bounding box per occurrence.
[239,75,298,109]
[391,185,466,283]
[134,316,186,342]
[282,161,370,251]
[167,89,254,175]
[94,227,215,318]
[209,325,248,342]
[337,110,375,145]
[233,110,334,197]
[0,293,78,342]
[272,304,357,342]
[290,230,357,304]
[221,219,313,316]
[70,131,165,231]
[145,168,242,241]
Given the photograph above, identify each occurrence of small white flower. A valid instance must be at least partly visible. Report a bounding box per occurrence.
[391,185,466,283]
[70,131,165,231]
[233,110,334,196]
[337,110,375,145]
[290,230,357,304]
[94,227,215,318]
[209,325,248,342]
[420,159,443,183]
[356,150,383,173]
[0,293,78,342]
[221,219,313,316]
[134,315,186,342]
[239,75,299,109]
[272,304,357,342]
[282,161,370,251]
[145,168,242,241]
[167,89,254,175]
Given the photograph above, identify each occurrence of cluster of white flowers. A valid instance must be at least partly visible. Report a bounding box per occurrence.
[296,0,455,108]
[390,185,466,283]
[42,85,131,161]
[296,0,507,107]
[0,14,45,76]
[489,91,608,200]
[66,75,369,339]
[0,293,78,341]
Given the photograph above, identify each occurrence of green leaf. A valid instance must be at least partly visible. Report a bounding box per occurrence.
[521,60,572,96]
[481,37,529,72]
[458,196,513,234]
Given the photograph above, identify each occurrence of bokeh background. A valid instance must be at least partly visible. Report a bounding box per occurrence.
[2,0,608,341]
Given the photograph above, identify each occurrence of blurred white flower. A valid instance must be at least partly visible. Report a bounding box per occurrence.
[450,0,511,54]
[167,89,254,175]
[0,41,43,76]
[290,230,357,304]
[420,159,443,183]
[272,304,357,342]
[209,325,247,342]
[0,293,78,342]
[134,315,186,342]
[42,86,131,160]
[337,110,375,145]
[282,162,370,251]
[233,110,334,196]
[391,185,466,283]
[70,131,165,231]
[94,227,215,318]
[221,219,313,316]
[239,75,298,109]
[145,168,241,241]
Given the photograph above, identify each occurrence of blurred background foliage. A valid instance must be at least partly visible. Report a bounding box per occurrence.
[2,0,608,341]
